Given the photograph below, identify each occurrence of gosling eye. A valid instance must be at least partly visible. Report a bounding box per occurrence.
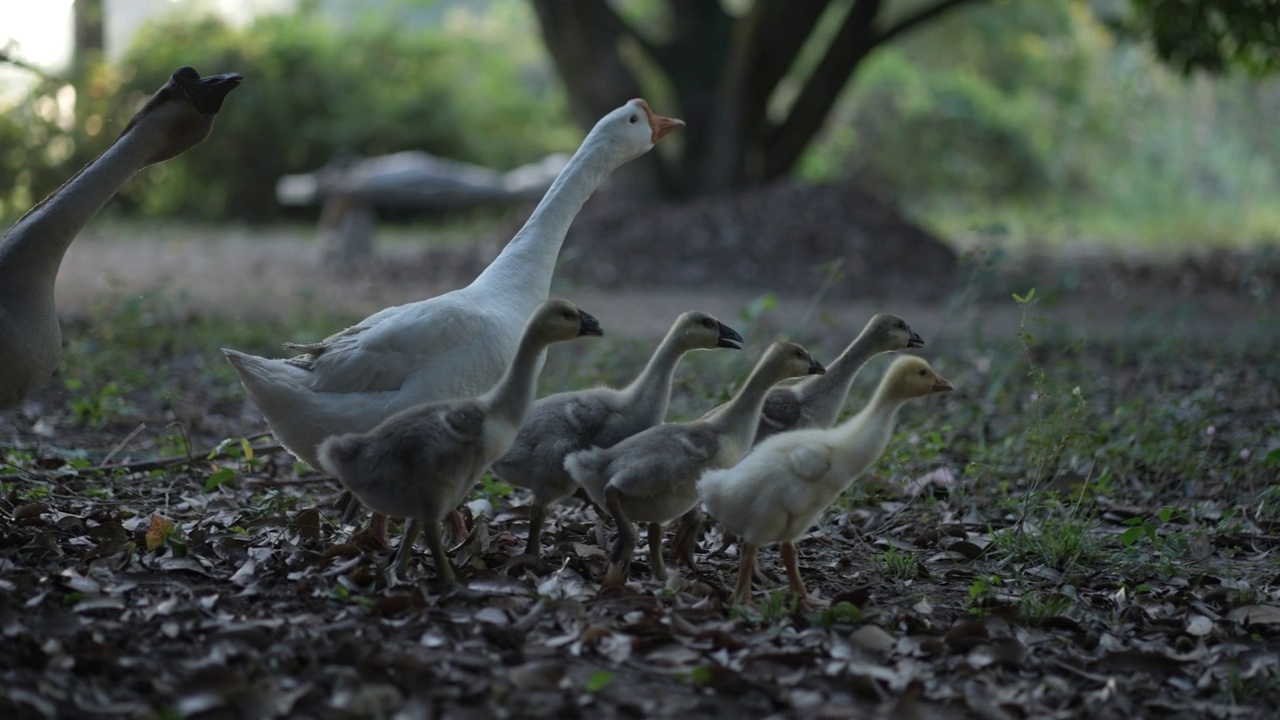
[628,114,638,124]
[701,318,715,328]
[898,321,907,329]
[919,369,928,376]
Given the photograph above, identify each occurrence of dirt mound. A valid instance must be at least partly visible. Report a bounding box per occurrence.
[384,180,959,301]
[554,180,958,301]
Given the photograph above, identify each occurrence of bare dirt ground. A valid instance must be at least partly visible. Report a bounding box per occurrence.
[54,222,1277,343]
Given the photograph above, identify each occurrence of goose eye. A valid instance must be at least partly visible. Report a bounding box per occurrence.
[702,318,715,328]
[898,321,906,329]
[919,369,927,376]
[628,114,638,124]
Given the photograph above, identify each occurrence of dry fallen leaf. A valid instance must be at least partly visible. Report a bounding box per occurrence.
[848,624,896,653]
[145,515,176,551]
[1225,605,1280,625]
[1184,613,1214,636]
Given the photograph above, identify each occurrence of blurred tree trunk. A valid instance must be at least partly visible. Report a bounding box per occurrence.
[72,0,105,128]
[529,0,983,199]
[73,0,105,78]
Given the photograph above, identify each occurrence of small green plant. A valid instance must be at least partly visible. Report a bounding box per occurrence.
[990,514,1099,574]
[1020,588,1077,620]
[731,590,799,623]
[584,670,614,693]
[65,379,129,429]
[818,601,864,628]
[874,546,917,580]
[679,665,714,686]
[1115,506,1195,578]
[473,474,515,506]
[968,574,1003,611]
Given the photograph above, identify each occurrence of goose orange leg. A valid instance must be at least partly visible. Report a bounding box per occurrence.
[780,541,821,609]
[733,543,758,605]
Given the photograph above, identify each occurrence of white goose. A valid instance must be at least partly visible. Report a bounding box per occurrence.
[565,342,825,586]
[0,67,241,410]
[698,356,953,606]
[491,311,744,559]
[223,99,682,539]
[317,300,603,584]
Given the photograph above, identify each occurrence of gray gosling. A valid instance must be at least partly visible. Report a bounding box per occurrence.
[491,311,744,560]
[317,300,603,585]
[752,313,923,442]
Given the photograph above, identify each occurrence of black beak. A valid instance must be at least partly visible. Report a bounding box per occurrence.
[173,66,243,114]
[716,322,745,350]
[807,357,826,375]
[577,310,604,337]
[907,330,925,349]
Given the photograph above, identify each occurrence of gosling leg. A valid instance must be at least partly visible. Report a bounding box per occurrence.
[389,518,423,583]
[669,508,703,569]
[524,502,545,558]
[733,543,758,605]
[423,519,458,587]
[647,523,666,581]
[603,486,635,587]
[780,541,818,608]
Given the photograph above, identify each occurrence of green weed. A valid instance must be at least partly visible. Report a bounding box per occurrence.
[874,546,918,580]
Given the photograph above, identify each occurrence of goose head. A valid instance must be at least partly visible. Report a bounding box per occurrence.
[122,66,243,166]
[883,356,954,400]
[527,299,604,344]
[764,342,826,380]
[674,311,744,352]
[584,98,684,165]
[864,313,925,352]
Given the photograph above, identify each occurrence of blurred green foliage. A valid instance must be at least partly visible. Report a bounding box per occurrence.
[799,0,1280,245]
[0,0,576,223]
[3,0,1279,246]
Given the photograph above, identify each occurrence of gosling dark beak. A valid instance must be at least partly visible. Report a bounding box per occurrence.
[807,357,826,375]
[177,67,242,114]
[716,322,745,350]
[907,330,925,349]
[931,374,954,393]
[577,310,604,337]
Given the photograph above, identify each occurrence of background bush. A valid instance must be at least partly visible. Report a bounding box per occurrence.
[3,0,1279,245]
[1,1,577,224]
[799,0,1280,245]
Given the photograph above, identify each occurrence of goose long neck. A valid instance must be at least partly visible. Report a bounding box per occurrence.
[711,363,789,447]
[469,137,618,314]
[795,331,878,401]
[620,331,687,422]
[0,124,157,289]
[480,332,552,426]
[832,384,907,467]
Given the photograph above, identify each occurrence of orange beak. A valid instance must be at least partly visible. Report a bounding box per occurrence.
[931,374,955,393]
[633,98,684,143]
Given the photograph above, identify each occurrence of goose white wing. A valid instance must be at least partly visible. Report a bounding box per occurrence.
[293,298,513,394]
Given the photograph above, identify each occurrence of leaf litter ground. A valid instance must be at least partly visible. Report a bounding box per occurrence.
[2,248,1279,718]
